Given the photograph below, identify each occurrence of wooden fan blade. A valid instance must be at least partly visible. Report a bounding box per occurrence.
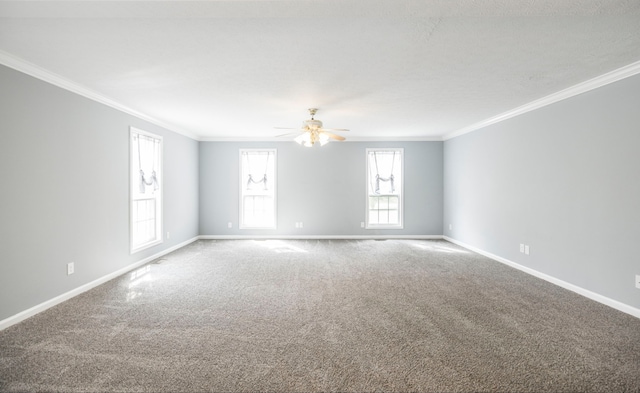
[322,128,350,132]
[323,131,346,141]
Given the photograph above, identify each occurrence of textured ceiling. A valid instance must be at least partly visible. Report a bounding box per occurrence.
[1,0,640,140]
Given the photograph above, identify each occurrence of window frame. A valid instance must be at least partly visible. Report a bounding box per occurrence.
[130,127,163,254]
[239,148,277,230]
[365,147,404,229]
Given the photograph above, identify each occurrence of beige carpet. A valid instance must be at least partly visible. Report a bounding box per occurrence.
[1,239,639,392]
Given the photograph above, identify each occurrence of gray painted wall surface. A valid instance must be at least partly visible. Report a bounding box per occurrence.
[200,141,443,237]
[444,73,640,309]
[0,65,199,321]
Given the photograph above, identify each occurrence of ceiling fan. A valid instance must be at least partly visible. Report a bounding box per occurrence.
[275,108,349,147]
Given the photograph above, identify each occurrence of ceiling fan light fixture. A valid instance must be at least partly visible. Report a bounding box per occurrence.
[294,132,314,147]
[279,108,348,147]
[319,132,330,146]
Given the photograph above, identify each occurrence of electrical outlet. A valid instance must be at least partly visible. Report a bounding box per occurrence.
[635,275,640,289]
[227,222,232,229]
[67,262,74,275]
[524,245,530,255]
[519,244,525,253]
[166,231,170,239]
[299,222,303,228]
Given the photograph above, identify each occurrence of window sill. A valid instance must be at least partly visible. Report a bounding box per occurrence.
[131,238,163,254]
[365,225,404,230]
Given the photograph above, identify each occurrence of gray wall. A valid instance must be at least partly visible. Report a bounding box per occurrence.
[443,73,640,309]
[200,141,443,237]
[0,65,200,321]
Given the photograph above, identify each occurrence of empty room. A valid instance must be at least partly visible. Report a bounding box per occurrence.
[1,1,639,391]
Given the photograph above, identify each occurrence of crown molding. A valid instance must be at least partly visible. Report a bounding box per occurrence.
[199,136,443,142]
[5,48,639,144]
[1,51,434,144]
[345,136,443,142]
[0,50,200,141]
[443,59,640,141]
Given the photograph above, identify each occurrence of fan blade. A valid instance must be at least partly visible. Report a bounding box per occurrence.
[321,128,349,132]
[322,131,346,141]
[275,131,301,138]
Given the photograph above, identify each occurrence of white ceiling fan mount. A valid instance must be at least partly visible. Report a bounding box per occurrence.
[302,108,323,130]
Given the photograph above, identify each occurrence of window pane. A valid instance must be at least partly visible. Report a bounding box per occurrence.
[133,199,157,246]
[243,196,274,227]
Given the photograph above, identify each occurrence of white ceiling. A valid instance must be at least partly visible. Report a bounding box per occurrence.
[1,0,640,141]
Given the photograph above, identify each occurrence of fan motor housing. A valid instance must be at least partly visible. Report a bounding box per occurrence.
[303,119,323,129]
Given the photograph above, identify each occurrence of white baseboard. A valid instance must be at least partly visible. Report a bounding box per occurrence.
[443,236,640,320]
[1,235,441,330]
[0,236,199,331]
[1,235,438,330]
[198,235,444,240]
[8,234,634,331]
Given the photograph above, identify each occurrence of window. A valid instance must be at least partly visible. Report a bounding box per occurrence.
[240,149,276,229]
[130,128,163,253]
[366,148,403,228]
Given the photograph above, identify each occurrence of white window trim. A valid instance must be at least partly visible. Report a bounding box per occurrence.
[239,148,277,229]
[130,127,163,254]
[365,147,404,229]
